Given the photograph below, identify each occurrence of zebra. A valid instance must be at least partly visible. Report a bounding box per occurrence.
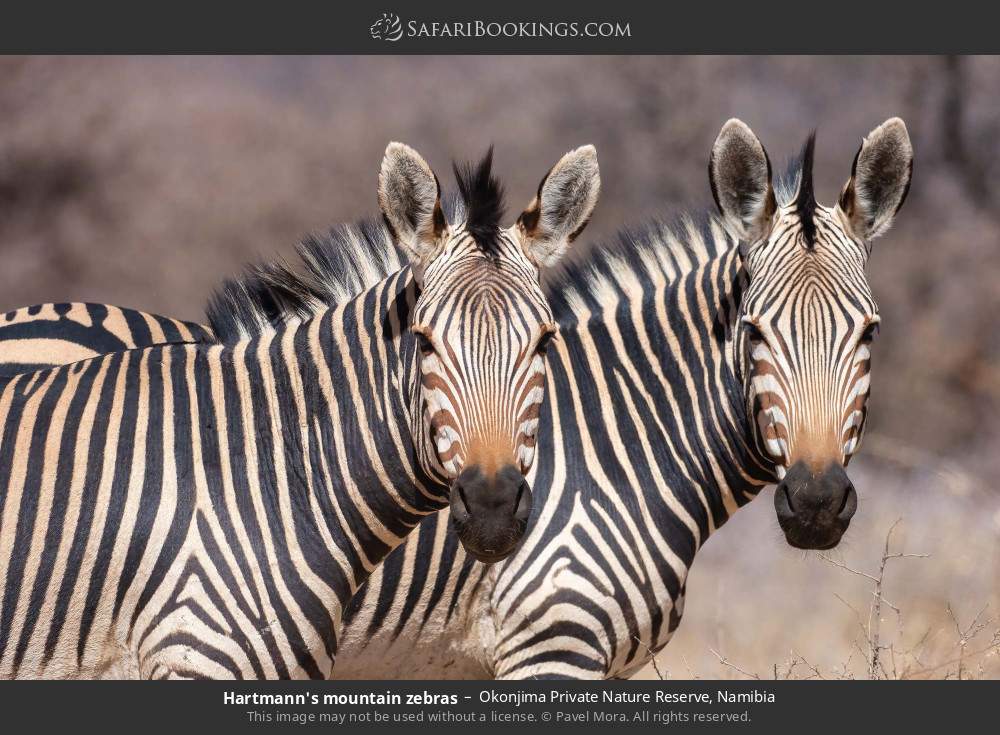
[328,117,914,679]
[0,302,213,378]
[0,141,602,678]
[0,118,912,680]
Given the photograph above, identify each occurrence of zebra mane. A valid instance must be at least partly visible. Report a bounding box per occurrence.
[206,217,406,343]
[548,139,818,323]
[773,133,817,211]
[451,147,506,256]
[544,211,729,323]
[206,142,817,339]
[786,133,818,247]
[205,174,501,343]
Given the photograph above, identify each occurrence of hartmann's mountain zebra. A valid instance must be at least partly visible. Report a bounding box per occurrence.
[328,118,913,679]
[0,142,602,678]
[0,119,912,680]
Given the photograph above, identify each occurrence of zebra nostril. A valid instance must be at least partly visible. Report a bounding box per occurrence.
[837,486,850,515]
[458,485,472,516]
[513,481,525,515]
[782,483,795,513]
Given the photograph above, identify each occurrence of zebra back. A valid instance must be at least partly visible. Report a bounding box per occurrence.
[0,302,214,378]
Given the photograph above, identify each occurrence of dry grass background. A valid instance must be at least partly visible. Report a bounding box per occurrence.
[1,56,998,678]
[639,447,1000,680]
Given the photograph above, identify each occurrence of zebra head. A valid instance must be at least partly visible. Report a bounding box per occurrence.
[379,142,601,562]
[710,118,912,550]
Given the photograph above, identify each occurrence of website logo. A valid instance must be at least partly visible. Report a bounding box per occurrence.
[367,15,631,43]
[370,13,403,42]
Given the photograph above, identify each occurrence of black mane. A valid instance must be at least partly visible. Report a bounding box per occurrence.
[205,217,405,343]
[547,130,828,324]
[203,149,509,344]
[452,146,506,255]
[793,132,818,248]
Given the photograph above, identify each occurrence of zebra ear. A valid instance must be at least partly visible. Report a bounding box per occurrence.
[378,142,447,283]
[517,145,601,268]
[837,118,913,241]
[709,119,777,244]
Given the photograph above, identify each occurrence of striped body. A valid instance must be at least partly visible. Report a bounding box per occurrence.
[0,270,446,678]
[0,303,212,377]
[335,119,913,678]
[335,218,768,678]
[0,142,603,679]
[0,124,907,679]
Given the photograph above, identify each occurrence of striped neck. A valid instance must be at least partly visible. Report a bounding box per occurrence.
[238,268,450,600]
[548,219,777,554]
[621,245,773,544]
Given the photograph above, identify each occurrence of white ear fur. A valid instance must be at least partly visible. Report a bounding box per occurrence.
[517,145,601,268]
[709,118,777,243]
[837,117,913,241]
[377,142,446,282]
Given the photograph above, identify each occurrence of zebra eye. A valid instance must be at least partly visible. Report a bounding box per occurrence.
[743,321,765,344]
[536,330,556,355]
[413,330,435,357]
[860,321,880,344]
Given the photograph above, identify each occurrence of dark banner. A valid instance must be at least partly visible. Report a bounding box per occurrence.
[1,1,997,53]
[1,680,996,732]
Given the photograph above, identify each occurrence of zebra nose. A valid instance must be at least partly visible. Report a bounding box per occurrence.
[774,461,857,550]
[449,464,533,563]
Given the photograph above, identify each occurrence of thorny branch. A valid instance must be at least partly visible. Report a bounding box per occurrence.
[709,648,760,680]
[703,518,999,680]
[818,519,931,679]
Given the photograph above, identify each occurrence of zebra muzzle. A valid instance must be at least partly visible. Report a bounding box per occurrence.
[448,464,532,564]
[773,460,858,550]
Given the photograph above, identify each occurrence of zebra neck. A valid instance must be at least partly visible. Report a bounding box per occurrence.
[244,270,448,600]
[656,245,774,541]
[570,244,773,553]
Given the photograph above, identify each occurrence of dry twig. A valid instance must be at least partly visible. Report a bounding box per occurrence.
[709,648,760,680]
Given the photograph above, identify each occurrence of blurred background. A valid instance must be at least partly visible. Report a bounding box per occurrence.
[1,56,998,678]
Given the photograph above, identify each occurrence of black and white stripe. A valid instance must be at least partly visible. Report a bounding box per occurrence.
[333,118,913,679]
[0,303,213,378]
[0,142,603,679]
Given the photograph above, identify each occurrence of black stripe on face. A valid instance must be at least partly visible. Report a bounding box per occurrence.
[413,235,553,470]
[740,205,880,464]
